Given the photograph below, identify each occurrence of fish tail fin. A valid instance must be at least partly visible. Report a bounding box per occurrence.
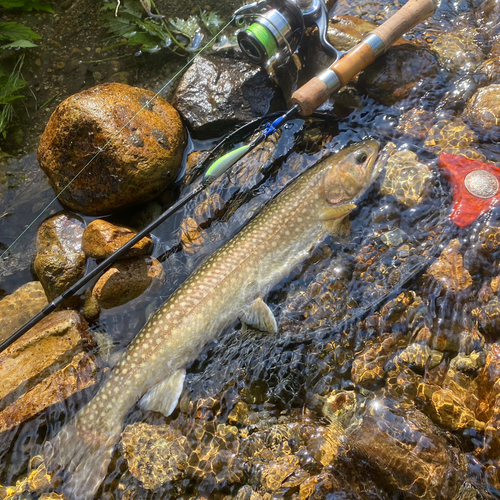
[44,414,121,500]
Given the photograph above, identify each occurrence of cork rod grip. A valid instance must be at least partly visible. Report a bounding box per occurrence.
[371,0,437,49]
[291,0,437,116]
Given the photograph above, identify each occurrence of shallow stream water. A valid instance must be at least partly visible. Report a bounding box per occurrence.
[1,0,500,498]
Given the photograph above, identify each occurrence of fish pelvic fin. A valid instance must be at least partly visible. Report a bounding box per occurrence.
[138,368,186,416]
[320,203,356,235]
[241,298,278,334]
[44,413,122,500]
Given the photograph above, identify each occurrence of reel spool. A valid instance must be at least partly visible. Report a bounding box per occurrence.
[237,2,304,65]
[235,0,342,67]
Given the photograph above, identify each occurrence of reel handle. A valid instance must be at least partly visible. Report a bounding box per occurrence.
[291,0,438,116]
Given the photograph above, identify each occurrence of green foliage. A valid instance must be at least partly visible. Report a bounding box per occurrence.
[102,2,172,52]
[101,0,225,54]
[199,10,224,37]
[0,56,27,139]
[0,21,41,49]
[0,0,53,13]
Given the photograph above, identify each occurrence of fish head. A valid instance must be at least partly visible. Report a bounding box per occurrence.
[323,139,380,206]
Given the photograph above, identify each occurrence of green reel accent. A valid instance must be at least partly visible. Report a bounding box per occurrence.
[244,23,278,60]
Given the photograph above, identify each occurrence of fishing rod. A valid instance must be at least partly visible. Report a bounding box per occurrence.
[0,0,438,354]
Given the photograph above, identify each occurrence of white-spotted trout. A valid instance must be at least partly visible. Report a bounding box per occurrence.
[45,140,380,499]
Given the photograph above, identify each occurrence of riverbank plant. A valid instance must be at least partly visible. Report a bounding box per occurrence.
[0,0,51,140]
[101,0,224,54]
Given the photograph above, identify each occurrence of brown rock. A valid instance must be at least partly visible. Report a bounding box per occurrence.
[475,0,500,37]
[416,383,484,432]
[180,217,205,255]
[0,282,48,344]
[92,256,165,309]
[0,310,94,404]
[351,332,406,387]
[430,29,484,74]
[476,344,500,422]
[81,219,153,260]
[82,289,101,322]
[424,239,472,293]
[380,151,432,207]
[172,55,283,139]
[121,422,190,489]
[479,225,500,253]
[357,44,440,105]
[37,83,186,215]
[465,84,500,141]
[0,351,99,434]
[348,399,468,499]
[33,212,86,300]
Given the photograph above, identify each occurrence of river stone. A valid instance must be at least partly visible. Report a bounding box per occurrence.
[0,351,99,434]
[92,256,165,309]
[0,282,48,344]
[465,84,500,141]
[37,82,186,215]
[356,44,440,105]
[172,54,284,139]
[33,212,86,301]
[380,151,432,207]
[475,0,500,36]
[121,422,190,489]
[0,310,94,404]
[81,219,153,260]
[430,29,484,74]
[424,239,472,294]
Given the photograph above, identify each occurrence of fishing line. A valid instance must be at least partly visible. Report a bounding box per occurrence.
[0,17,235,261]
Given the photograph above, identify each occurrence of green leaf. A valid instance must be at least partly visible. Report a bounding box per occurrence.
[0,56,26,140]
[200,10,224,36]
[169,16,200,39]
[0,22,41,43]
[1,39,38,49]
[0,0,53,12]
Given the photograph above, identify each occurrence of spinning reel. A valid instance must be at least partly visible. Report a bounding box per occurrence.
[234,0,342,66]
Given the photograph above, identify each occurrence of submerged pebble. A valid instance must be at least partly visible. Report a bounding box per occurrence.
[380,150,432,207]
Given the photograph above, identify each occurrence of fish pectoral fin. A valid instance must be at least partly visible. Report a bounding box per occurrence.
[319,203,356,221]
[138,368,186,417]
[241,298,278,334]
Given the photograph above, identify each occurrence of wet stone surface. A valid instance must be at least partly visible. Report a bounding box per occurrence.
[465,84,500,141]
[37,83,186,215]
[0,310,98,435]
[380,150,432,207]
[5,0,500,497]
[92,256,165,309]
[0,282,48,344]
[173,55,285,139]
[33,212,86,301]
[81,219,153,260]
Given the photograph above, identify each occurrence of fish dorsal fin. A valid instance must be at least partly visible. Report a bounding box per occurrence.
[319,203,356,221]
[138,368,186,417]
[241,298,278,334]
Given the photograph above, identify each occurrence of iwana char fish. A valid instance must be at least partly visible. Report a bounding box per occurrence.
[44,140,380,500]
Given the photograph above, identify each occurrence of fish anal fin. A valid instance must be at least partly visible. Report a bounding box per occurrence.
[138,368,186,417]
[319,203,356,221]
[241,298,278,334]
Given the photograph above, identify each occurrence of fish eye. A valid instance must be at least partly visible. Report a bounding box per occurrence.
[355,151,368,164]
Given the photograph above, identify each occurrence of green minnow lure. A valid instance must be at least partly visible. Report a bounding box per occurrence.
[45,140,380,500]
